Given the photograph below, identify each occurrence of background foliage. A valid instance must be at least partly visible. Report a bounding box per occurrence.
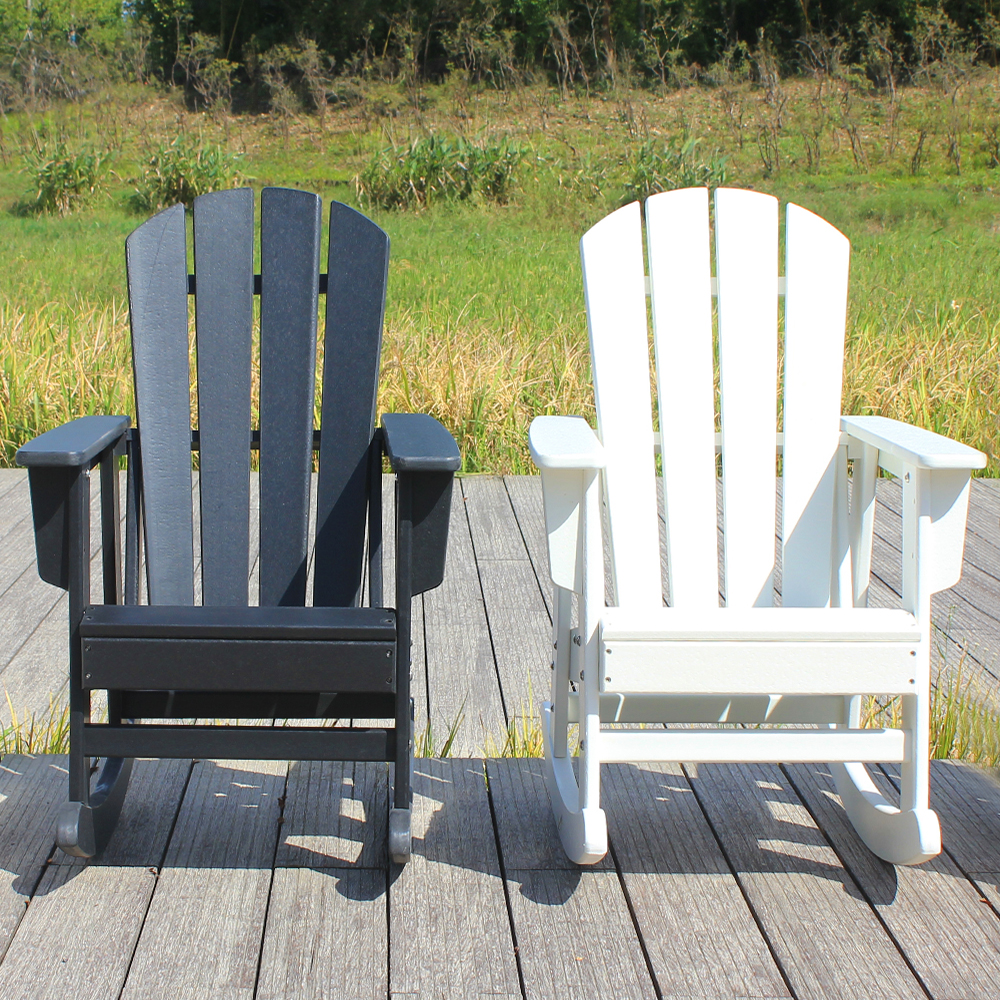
[3,0,1000,112]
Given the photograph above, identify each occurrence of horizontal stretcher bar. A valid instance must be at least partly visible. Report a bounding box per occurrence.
[567,692,852,725]
[83,723,397,761]
[593,727,906,764]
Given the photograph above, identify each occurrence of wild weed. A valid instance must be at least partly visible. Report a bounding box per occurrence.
[622,135,727,203]
[134,134,242,210]
[356,133,525,210]
[25,140,108,215]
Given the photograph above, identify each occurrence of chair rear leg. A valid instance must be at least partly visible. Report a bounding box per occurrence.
[389,509,413,866]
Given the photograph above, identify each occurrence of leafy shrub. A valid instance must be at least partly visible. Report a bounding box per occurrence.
[622,135,728,203]
[356,134,524,210]
[134,136,242,211]
[26,141,108,215]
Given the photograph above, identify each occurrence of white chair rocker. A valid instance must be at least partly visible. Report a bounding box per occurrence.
[529,187,985,867]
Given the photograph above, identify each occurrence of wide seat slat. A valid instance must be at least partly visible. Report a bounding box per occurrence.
[80,604,396,640]
[601,606,919,643]
[82,637,395,692]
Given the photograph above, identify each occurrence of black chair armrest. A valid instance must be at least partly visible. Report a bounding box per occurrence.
[16,415,131,467]
[381,414,461,473]
[381,415,460,597]
[16,416,129,591]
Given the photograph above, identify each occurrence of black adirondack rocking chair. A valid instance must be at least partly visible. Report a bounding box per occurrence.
[15,187,460,863]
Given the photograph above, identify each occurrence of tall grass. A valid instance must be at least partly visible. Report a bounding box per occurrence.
[865,661,1000,768]
[1,287,996,475]
[0,692,70,755]
[0,298,133,463]
[25,141,109,216]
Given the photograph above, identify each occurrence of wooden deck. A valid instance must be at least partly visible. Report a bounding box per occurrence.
[0,469,998,998]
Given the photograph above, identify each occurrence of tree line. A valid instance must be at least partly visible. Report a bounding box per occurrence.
[1,0,998,110]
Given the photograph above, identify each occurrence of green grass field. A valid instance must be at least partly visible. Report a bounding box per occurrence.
[1,75,999,473]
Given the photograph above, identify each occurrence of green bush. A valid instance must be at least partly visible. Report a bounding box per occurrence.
[134,135,242,211]
[26,141,108,215]
[356,133,524,210]
[622,135,728,203]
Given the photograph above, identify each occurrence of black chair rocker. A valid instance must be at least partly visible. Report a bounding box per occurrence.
[16,187,460,864]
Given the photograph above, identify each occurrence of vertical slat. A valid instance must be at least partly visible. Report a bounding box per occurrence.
[313,202,389,608]
[781,203,851,607]
[580,202,661,608]
[193,189,254,607]
[714,188,779,608]
[259,187,321,607]
[646,188,719,608]
[125,205,194,606]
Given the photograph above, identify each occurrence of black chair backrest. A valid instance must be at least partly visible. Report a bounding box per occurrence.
[125,187,389,609]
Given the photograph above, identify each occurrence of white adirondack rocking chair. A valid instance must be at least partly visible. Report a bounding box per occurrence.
[529,187,986,867]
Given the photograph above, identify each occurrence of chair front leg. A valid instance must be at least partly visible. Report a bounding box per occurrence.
[550,586,573,758]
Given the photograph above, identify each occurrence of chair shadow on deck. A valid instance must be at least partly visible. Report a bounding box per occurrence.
[13,754,1000,909]
[492,758,906,907]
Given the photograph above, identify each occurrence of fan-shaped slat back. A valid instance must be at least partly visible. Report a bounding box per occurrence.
[258,188,321,607]
[313,203,389,608]
[125,204,195,606]
[580,202,661,608]
[646,188,719,608]
[193,189,254,607]
[714,188,779,608]
[781,204,851,607]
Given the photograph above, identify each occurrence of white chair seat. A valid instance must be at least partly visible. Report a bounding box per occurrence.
[601,606,918,643]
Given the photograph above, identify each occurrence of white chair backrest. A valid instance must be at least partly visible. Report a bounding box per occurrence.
[580,187,851,610]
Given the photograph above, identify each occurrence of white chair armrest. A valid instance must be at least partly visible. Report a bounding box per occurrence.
[841,415,986,472]
[529,416,605,592]
[529,416,606,470]
[843,415,983,599]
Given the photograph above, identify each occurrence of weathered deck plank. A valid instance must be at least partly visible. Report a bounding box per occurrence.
[917,760,1000,913]
[463,476,552,730]
[276,760,388,869]
[787,761,1000,1000]
[0,756,64,959]
[488,759,656,1000]
[684,761,926,1000]
[257,867,387,1000]
[421,491,506,755]
[118,759,285,1000]
[604,762,792,999]
[0,758,188,1000]
[388,758,521,999]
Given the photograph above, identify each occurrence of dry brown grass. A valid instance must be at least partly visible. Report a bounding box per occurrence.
[2,289,998,474]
